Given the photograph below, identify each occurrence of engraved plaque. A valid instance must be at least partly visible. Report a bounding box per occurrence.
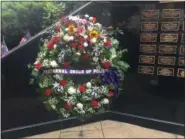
[179,57,185,66]
[160,33,178,43]
[158,56,176,65]
[161,22,180,31]
[139,55,155,64]
[157,67,174,76]
[140,44,156,53]
[141,22,158,31]
[138,65,154,75]
[179,45,185,55]
[162,9,181,18]
[142,10,159,19]
[140,33,157,42]
[177,68,185,78]
[159,45,177,54]
[181,34,184,43]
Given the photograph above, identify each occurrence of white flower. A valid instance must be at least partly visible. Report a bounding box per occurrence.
[77,103,83,109]
[59,31,64,36]
[42,59,50,67]
[67,87,76,95]
[34,61,40,65]
[103,38,107,43]
[84,35,88,39]
[50,60,58,67]
[86,82,91,88]
[102,98,109,104]
[69,36,74,41]
[91,38,97,43]
[63,35,69,42]
[51,105,56,110]
[83,42,88,47]
[85,14,89,18]
[65,28,68,31]
[53,82,60,89]
[87,26,93,31]
[95,23,102,28]
[93,57,99,62]
[76,52,81,56]
[89,17,93,20]
[53,44,57,49]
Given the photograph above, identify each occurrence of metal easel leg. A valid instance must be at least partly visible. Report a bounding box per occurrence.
[100,120,105,138]
[59,118,63,139]
[79,125,84,137]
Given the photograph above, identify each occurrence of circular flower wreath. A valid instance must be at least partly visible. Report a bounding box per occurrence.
[28,14,129,118]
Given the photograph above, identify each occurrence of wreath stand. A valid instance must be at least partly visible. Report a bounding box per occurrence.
[59,117,105,138]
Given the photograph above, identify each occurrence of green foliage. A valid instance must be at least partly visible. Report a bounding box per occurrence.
[2,2,65,36]
[1,1,66,48]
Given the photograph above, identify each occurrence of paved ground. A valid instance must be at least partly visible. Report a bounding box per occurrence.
[25,120,184,138]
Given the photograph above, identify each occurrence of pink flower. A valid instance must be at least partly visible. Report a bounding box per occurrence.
[81,19,87,25]
[77,25,86,36]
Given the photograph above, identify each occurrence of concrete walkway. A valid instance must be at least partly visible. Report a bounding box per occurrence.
[25,120,184,138]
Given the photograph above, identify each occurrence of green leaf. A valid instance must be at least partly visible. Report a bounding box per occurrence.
[29,78,35,85]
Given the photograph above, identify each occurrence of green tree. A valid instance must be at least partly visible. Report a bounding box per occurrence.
[1,1,66,49]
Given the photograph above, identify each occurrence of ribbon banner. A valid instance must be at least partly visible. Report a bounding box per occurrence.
[43,68,107,75]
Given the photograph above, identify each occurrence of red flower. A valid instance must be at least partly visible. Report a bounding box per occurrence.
[103,61,111,69]
[35,62,42,70]
[47,41,55,50]
[92,17,96,23]
[63,61,70,68]
[60,17,65,22]
[47,37,60,50]
[71,42,77,48]
[83,54,89,60]
[109,91,114,97]
[78,45,84,50]
[53,36,60,43]
[64,103,72,110]
[104,40,112,47]
[56,25,61,31]
[79,85,86,93]
[86,37,91,42]
[60,80,67,87]
[108,26,113,30]
[91,100,99,108]
[78,37,84,44]
[45,89,52,96]
[75,33,79,37]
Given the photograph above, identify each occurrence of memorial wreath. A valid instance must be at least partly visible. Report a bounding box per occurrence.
[28,14,129,119]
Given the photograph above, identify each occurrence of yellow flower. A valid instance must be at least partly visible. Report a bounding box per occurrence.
[89,30,99,39]
[68,24,75,35]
